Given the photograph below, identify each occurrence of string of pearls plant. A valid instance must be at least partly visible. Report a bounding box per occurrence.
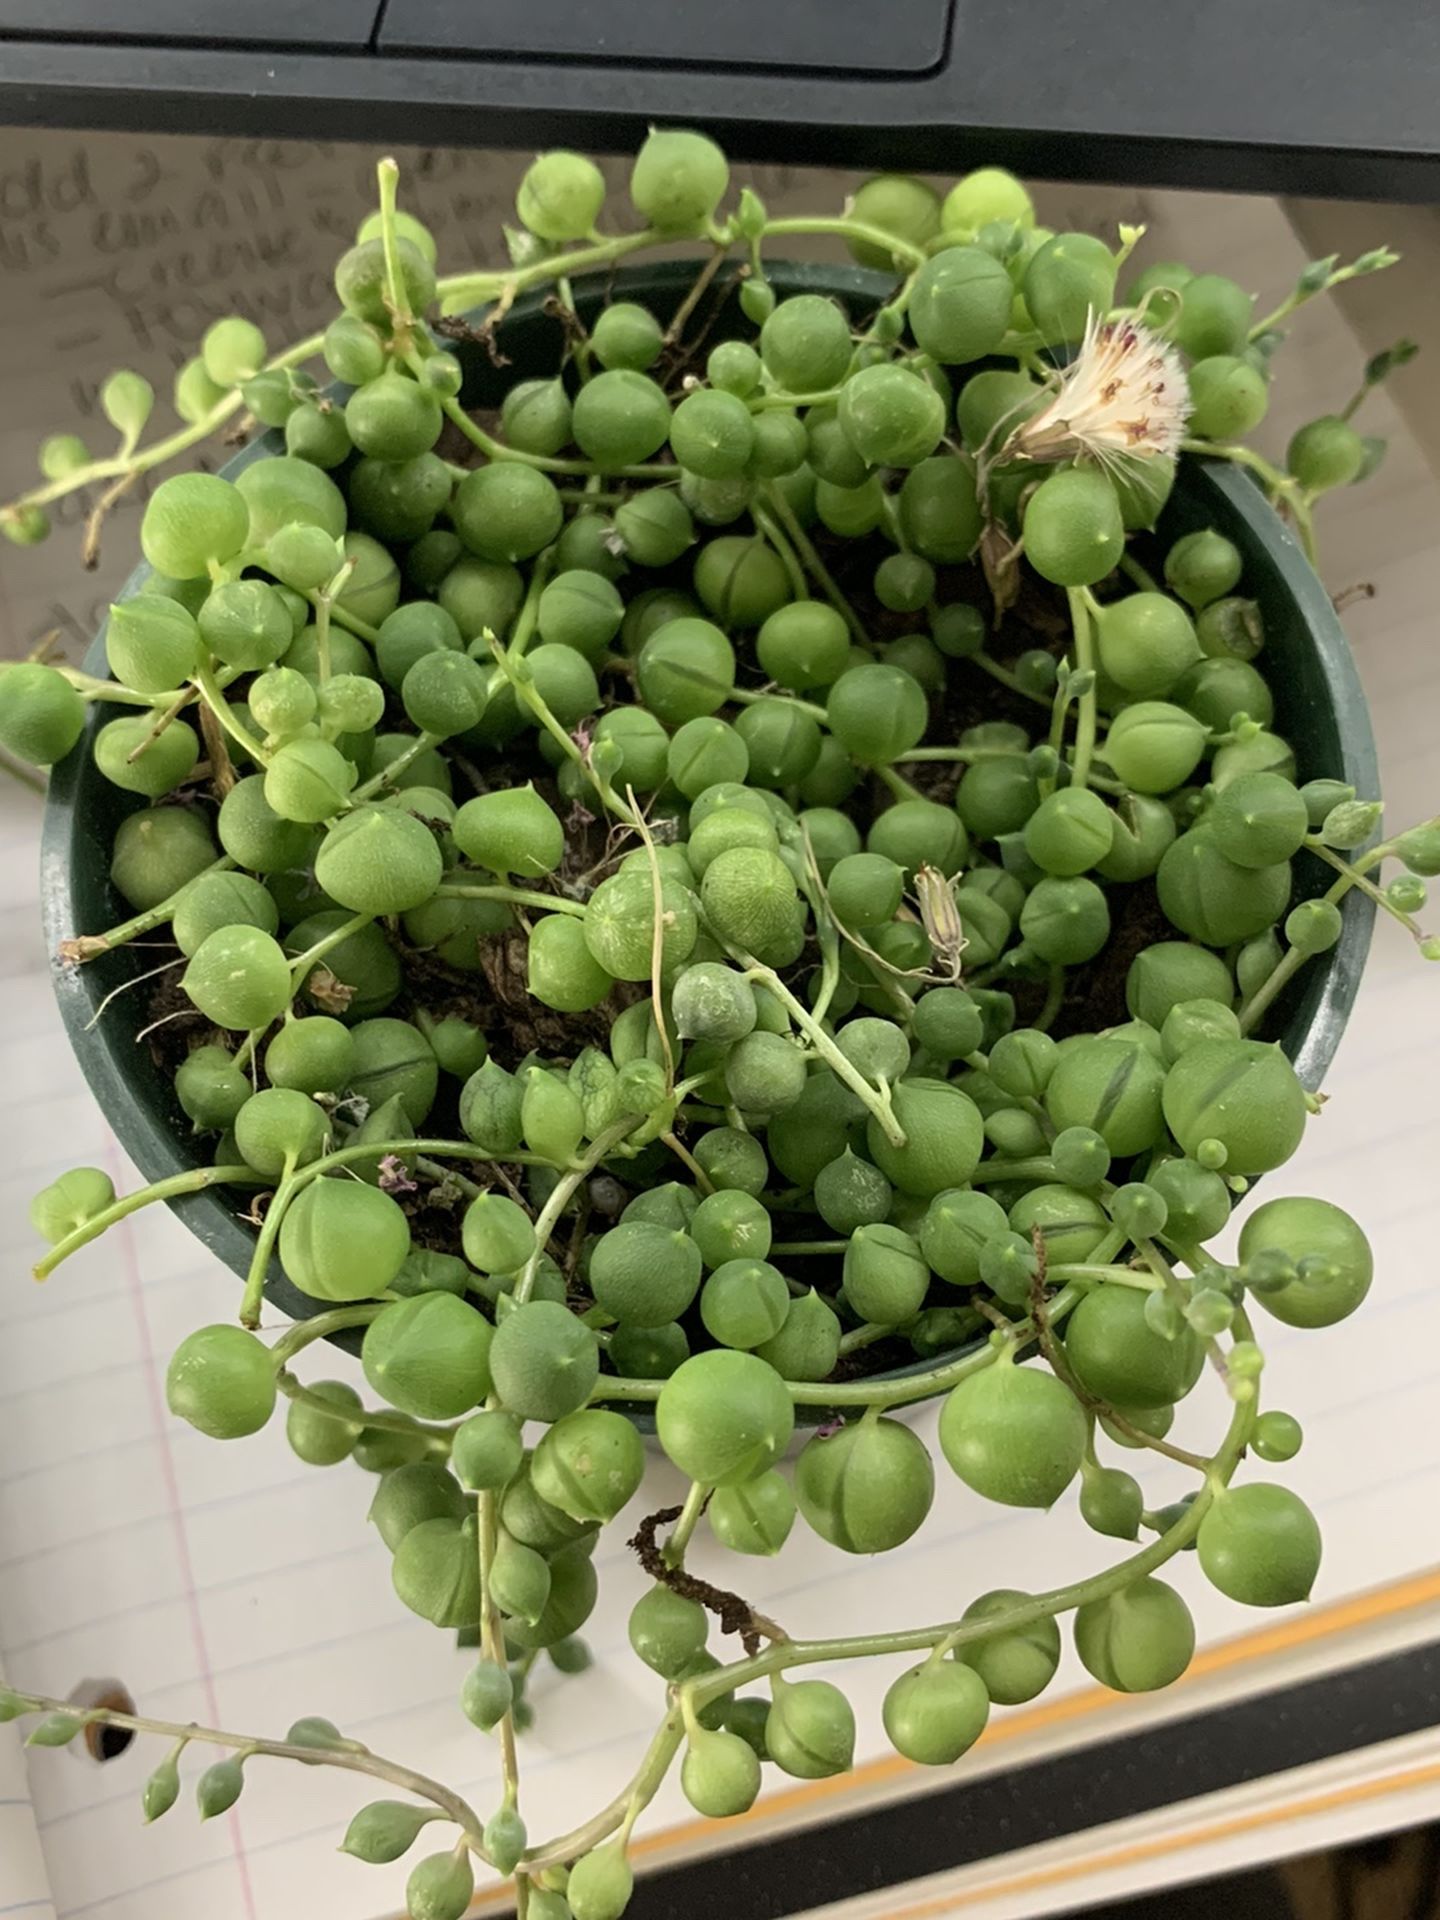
[2,132,1436,1920]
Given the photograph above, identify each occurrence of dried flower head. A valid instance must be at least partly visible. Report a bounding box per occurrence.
[1000,309,1191,474]
[913,864,968,982]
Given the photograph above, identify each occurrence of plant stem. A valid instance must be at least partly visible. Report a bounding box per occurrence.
[661,1130,715,1194]
[350,730,442,803]
[3,332,323,519]
[2,1686,484,1843]
[476,1491,522,1813]
[275,1370,453,1446]
[521,1710,685,1873]
[896,745,1026,763]
[1047,1261,1159,1291]
[19,661,170,708]
[759,481,869,645]
[759,216,926,267]
[970,649,1054,710]
[32,1164,260,1278]
[1181,438,1318,566]
[837,1321,891,1356]
[303,1136,545,1181]
[726,684,828,723]
[1034,962,1067,1032]
[1358,814,1438,875]
[286,910,375,984]
[738,960,906,1147]
[325,597,382,647]
[1306,837,1421,928]
[695,1393,1251,1698]
[269,1302,384,1366]
[193,657,269,766]
[58,855,238,962]
[590,1282,1084,1410]
[375,156,413,331]
[513,1122,637,1305]
[663,1483,707,1568]
[437,229,667,316]
[438,396,673,480]
[751,505,810,602]
[434,881,587,919]
[240,1151,300,1329]
[414,1154,485,1199]
[1066,586,1099,789]
[1,748,48,796]
[1118,552,1161,594]
[487,642,634,824]
[1239,867,1355,1032]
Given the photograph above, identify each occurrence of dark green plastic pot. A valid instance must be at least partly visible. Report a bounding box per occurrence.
[40,261,1378,1371]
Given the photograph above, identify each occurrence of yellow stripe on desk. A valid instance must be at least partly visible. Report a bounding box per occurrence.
[457,1564,1440,1916]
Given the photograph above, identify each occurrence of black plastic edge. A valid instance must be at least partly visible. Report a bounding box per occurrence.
[0,42,1438,203]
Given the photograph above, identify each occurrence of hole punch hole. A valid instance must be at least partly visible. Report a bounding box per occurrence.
[66,1676,137,1762]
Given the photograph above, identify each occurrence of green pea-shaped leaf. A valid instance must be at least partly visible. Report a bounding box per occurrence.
[882,1657,989,1766]
[1197,1483,1322,1607]
[938,1352,1086,1508]
[794,1415,934,1553]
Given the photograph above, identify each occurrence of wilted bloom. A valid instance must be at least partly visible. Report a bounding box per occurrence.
[1000,310,1191,474]
[913,864,968,981]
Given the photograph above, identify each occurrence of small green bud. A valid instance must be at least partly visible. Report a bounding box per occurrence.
[529,1892,574,1920]
[0,1687,30,1722]
[1142,1289,1184,1340]
[1297,255,1338,294]
[1184,1288,1235,1336]
[734,186,767,239]
[1253,1409,1304,1462]
[196,1757,246,1819]
[405,1847,475,1920]
[1230,1339,1265,1380]
[484,1804,527,1875]
[142,1753,182,1822]
[39,432,91,479]
[1285,898,1343,955]
[202,315,268,387]
[567,1840,634,1920]
[1,503,49,545]
[1243,1245,1298,1293]
[340,1798,438,1864]
[452,1410,525,1492]
[30,1166,116,1245]
[1297,778,1354,829]
[1387,874,1427,913]
[27,1710,84,1747]
[101,369,155,441]
[285,1715,356,1752]
[1151,1492,1201,1545]
[1079,1463,1144,1540]
[1109,1181,1168,1239]
[460,1660,514,1731]
[1396,822,1440,876]
[1320,799,1382,849]
[549,1634,593,1674]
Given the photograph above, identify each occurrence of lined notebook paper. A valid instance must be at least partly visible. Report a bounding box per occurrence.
[2,146,1438,1920]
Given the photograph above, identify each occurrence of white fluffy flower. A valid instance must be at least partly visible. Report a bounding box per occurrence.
[1000,311,1191,473]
